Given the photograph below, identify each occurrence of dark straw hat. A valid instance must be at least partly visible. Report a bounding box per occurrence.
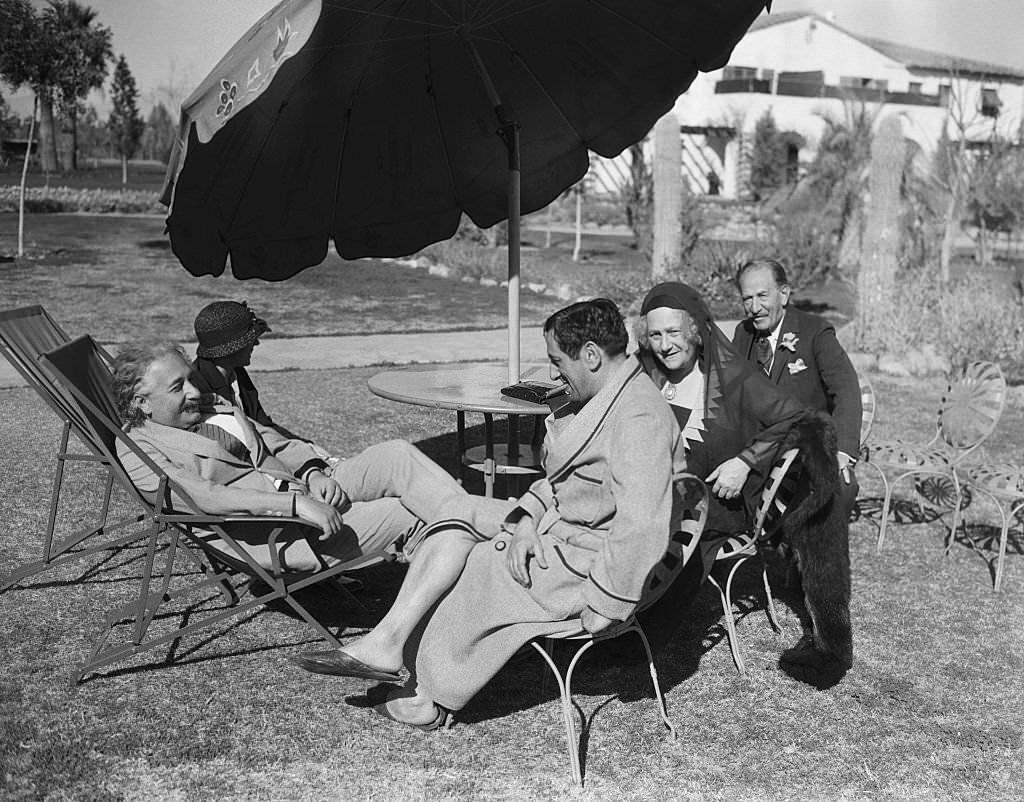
[194,300,271,359]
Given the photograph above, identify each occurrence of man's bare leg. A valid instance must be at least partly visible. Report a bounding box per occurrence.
[337,528,478,674]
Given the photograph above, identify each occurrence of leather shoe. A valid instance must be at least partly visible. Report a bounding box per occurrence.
[289,649,402,682]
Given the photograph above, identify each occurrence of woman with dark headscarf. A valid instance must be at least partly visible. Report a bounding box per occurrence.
[636,281,804,577]
[632,282,854,681]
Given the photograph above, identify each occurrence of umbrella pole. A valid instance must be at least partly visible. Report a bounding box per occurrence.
[504,122,521,386]
[462,33,521,384]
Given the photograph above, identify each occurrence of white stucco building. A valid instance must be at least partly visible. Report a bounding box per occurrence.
[592,10,1024,199]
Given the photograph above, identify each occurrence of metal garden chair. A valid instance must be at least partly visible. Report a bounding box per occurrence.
[964,463,1024,592]
[530,473,708,787]
[41,335,390,683]
[708,447,800,676]
[0,306,142,591]
[860,361,1006,555]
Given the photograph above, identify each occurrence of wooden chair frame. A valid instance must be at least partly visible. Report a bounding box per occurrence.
[530,474,708,787]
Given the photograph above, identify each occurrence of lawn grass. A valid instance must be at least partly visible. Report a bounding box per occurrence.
[0,213,651,344]
[1,367,1023,801]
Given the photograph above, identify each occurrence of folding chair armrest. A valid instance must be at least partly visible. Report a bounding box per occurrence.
[158,513,311,528]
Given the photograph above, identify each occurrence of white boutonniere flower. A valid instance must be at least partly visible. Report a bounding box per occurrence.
[780,332,799,352]
[788,358,808,375]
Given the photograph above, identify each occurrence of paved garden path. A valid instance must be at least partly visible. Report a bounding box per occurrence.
[0,321,740,389]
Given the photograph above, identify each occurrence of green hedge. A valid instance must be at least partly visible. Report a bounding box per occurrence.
[0,186,163,214]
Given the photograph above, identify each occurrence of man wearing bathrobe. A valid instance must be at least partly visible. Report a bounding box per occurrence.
[296,299,685,729]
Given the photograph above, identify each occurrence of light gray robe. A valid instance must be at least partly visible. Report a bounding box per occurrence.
[413,355,682,711]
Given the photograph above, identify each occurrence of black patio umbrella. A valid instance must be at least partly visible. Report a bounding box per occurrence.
[162,0,769,381]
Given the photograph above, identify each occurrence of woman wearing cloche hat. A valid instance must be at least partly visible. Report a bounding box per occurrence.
[191,300,307,443]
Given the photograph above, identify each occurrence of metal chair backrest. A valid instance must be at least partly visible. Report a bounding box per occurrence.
[937,361,1006,456]
[753,448,800,538]
[859,376,875,447]
[635,474,708,614]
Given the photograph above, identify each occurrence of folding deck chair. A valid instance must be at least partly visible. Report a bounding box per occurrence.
[41,335,391,683]
[0,306,144,591]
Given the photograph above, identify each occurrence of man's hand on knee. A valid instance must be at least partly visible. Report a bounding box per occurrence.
[307,471,350,510]
[505,515,547,588]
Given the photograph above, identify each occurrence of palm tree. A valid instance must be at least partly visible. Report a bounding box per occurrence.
[42,0,112,171]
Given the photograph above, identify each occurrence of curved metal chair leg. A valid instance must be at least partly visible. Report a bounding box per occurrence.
[634,625,677,739]
[996,502,1023,593]
[875,470,894,553]
[759,555,782,635]
[877,470,925,553]
[530,625,678,786]
[945,472,964,557]
[970,484,1020,594]
[531,640,583,786]
[708,557,747,675]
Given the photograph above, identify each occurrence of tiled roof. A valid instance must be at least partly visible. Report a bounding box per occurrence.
[747,11,1024,81]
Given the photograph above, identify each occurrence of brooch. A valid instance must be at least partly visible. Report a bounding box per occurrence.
[780,332,799,352]
[787,359,808,374]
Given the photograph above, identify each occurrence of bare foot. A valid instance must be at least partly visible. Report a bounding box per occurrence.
[371,685,445,728]
[341,637,403,675]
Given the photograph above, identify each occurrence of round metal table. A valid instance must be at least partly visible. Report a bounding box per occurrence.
[368,363,556,497]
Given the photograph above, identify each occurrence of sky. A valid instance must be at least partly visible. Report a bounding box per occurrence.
[4,0,1024,118]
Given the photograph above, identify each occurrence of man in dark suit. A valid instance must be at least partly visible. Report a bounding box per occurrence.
[732,258,862,485]
[732,257,861,685]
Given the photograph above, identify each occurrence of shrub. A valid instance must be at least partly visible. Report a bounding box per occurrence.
[0,186,163,214]
[631,188,705,272]
[938,273,1024,383]
[762,195,839,290]
[850,266,1024,383]
[851,265,941,355]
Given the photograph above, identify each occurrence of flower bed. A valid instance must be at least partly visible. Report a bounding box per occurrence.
[0,186,163,214]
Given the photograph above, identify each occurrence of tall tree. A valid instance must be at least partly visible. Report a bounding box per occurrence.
[748,109,787,200]
[0,0,46,252]
[76,103,108,162]
[43,0,112,171]
[140,102,176,163]
[108,54,143,185]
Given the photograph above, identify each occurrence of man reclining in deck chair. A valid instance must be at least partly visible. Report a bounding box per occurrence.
[112,341,466,573]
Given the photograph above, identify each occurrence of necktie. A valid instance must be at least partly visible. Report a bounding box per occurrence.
[191,421,252,462]
[755,336,773,374]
